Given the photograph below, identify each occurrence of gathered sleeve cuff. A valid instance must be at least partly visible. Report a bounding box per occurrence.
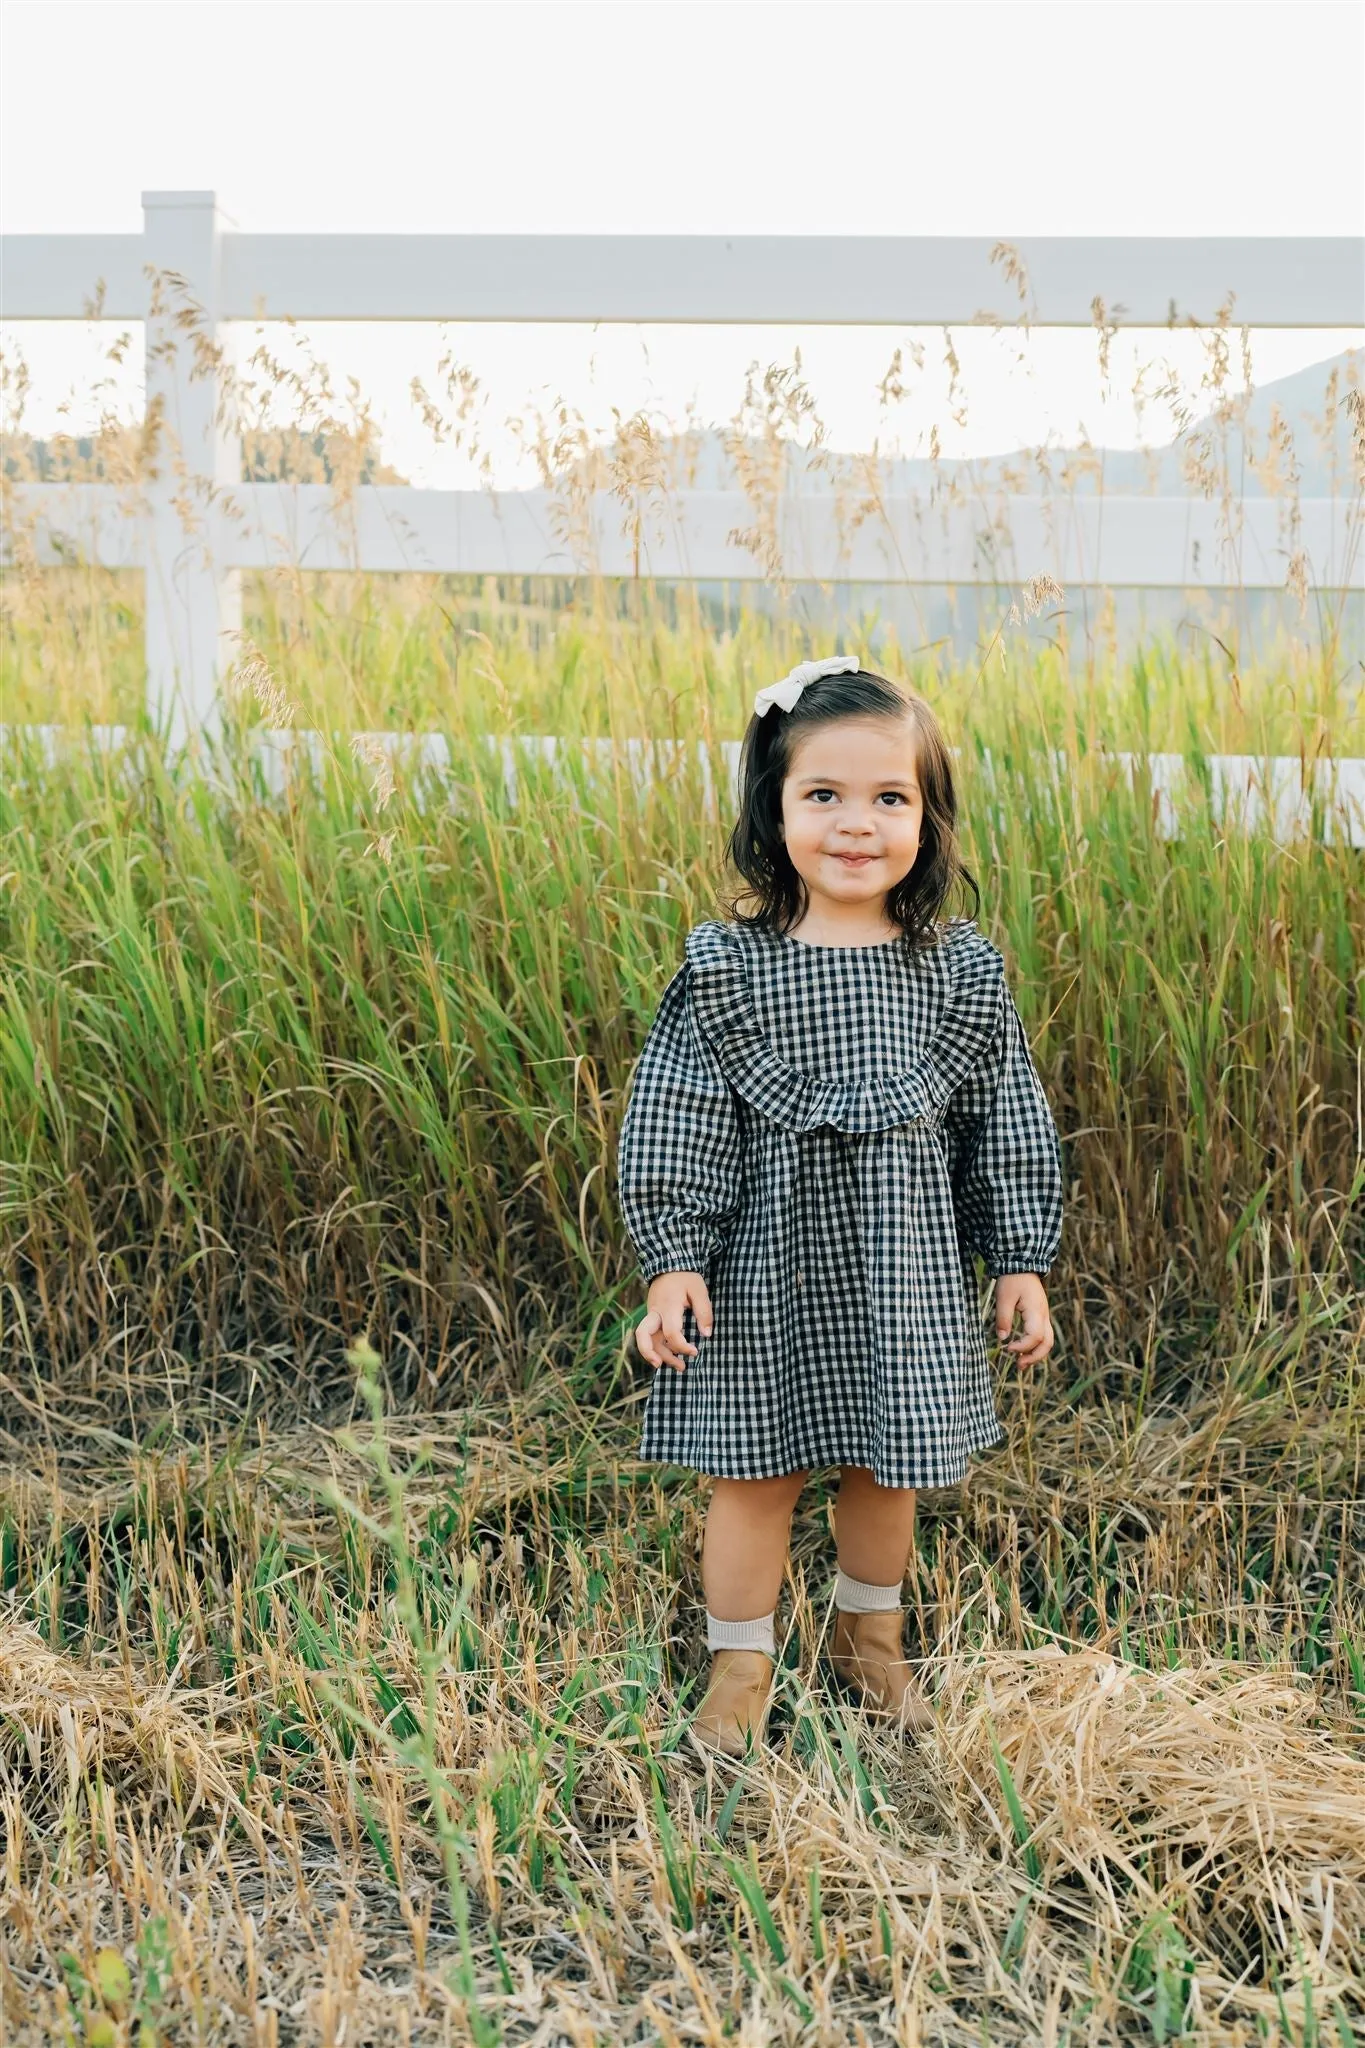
[941,977,1063,1280]
[615,962,745,1286]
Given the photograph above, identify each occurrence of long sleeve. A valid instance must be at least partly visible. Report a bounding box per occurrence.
[616,961,745,1286]
[942,976,1063,1279]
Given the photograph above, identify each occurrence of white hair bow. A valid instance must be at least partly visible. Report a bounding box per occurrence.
[752,654,860,718]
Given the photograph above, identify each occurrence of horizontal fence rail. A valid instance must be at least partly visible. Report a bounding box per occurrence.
[6,229,1362,326]
[3,727,1362,847]
[9,481,1350,588]
[2,191,1362,748]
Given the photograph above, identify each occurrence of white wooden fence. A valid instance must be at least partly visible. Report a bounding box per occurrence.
[5,724,1362,848]
[2,191,1362,761]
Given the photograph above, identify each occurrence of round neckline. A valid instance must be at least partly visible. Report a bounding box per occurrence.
[773,927,907,951]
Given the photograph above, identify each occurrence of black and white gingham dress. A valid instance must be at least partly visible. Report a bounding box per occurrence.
[615,916,1063,1489]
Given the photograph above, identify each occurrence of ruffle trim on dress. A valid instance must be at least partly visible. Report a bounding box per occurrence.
[683,917,1006,1134]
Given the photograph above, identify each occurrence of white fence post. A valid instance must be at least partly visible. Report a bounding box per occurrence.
[141,190,242,756]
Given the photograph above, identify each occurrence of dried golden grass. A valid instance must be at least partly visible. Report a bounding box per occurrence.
[1,1346,1361,2043]
[940,1649,1365,1982]
[0,1617,251,1835]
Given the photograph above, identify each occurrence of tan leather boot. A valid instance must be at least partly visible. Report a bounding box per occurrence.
[828,1608,935,1733]
[688,1648,776,1758]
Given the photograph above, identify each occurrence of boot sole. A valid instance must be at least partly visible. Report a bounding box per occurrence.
[682,1705,776,1764]
[683,1725,765,1764]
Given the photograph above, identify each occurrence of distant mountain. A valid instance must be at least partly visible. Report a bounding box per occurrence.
[7,353,1355,505]
[588,350,1362,502]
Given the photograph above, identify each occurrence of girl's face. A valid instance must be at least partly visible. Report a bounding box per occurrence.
[778,714,924,915]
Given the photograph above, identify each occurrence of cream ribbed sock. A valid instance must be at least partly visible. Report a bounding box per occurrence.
[834,1567,903,1613]
[706,1608,776,1657]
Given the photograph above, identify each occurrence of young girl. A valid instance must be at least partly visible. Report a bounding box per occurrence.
[615,656,1063,1759]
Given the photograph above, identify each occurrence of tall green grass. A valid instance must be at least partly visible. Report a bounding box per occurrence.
[1,593,1360,1405]
[3,562,1362,747]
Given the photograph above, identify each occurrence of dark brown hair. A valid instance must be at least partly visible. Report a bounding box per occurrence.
[720,666,981,950]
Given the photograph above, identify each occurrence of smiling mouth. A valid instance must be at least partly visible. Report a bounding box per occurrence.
[832,853,877,865]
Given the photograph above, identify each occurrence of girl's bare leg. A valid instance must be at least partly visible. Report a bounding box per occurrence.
[702,1470,810,1619]
[833,1466,918,1584]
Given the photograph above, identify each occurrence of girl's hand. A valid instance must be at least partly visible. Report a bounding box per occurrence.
[995,1273,1054,1367]
[634,1271,715,1372]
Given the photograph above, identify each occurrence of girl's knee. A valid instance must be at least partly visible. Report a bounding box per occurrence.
[756,1467,810,1500]
[711,1468,808,1507]
[838,1465,916,1496]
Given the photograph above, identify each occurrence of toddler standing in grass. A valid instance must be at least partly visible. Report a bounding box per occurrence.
[615,656,1063,1759]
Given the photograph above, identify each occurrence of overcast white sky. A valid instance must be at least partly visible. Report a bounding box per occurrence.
[2,1,1362,484]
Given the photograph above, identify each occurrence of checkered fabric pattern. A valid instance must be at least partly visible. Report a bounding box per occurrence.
[615,916,1063,1489]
